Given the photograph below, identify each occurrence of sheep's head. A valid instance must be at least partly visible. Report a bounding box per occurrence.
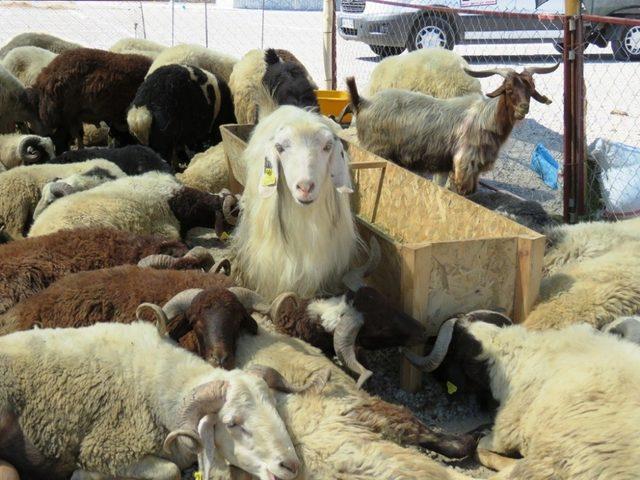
[464,63,559,120]
[263,49,319,111]
[164,366,329,480]
[403,310,512,406]
[258,108,353,204]
[137,286,257,369]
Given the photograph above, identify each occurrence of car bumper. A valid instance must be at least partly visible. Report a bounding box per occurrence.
[337,13,413,47]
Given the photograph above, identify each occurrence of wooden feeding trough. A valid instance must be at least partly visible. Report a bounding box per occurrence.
[221,124,544,392]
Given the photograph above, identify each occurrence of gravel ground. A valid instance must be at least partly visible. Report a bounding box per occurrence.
[2,1,639,216]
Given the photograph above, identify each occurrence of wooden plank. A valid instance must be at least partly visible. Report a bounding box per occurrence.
[350,161,388,170]
[513,235,545,323]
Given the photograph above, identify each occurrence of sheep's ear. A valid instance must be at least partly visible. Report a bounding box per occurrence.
[330,138,353,194]
[258,152,279,198]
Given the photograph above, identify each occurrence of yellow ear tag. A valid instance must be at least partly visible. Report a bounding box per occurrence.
[446,381,458,395]
[220,231,230,241]
[260,158,277,187]
[194,471,203,480]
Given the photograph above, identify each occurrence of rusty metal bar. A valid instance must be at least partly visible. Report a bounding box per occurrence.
[574,14,586,216]
[562,15,574,223]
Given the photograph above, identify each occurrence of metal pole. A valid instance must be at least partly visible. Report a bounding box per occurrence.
[171,0,175,46]
[322,0,335,89]
[139,1,147,39]
[575,14,586,216]
[204,0,209,47]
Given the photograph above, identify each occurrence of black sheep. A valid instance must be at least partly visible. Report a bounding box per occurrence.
[48,145,172,175]
[127,64,236,171]
[263,49,318,111]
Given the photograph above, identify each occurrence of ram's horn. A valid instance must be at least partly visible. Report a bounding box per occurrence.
[247,364,330,394]
[333,315,372,389]
[138,254,181,269]
[209,258,231,276]
[269,291,300,323]
[403,318,457,372]
[523,63,560,75]
[136,302,169,336]
[463,66,514,78]
[227,287,270,314]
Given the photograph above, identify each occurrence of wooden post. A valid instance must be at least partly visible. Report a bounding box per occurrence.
[322,0,335,89]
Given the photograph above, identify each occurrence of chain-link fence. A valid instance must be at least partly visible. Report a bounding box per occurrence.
[1,1,638,221]
[335,1,640,221]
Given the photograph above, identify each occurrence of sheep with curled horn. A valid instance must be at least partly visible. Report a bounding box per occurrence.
[403,310,640,479]
[229,237,427,389]
[347,63,559,195]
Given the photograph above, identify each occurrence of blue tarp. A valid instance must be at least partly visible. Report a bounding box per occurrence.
[530,143,559,190]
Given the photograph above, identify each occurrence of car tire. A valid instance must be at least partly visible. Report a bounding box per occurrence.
[370,45,405,57]
[407,14,455,51]
[612,24,640,61]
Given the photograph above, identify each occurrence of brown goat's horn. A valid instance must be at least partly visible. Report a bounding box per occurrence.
[137,254,181,269]
[162,289,204,320]
[247,364,330,394]
[136,302,170,336]
[333,314,372,389]
[463,66,514,79]
[342,236,381,291]
[269,292,301,323]
[185,246,215,266]
[209,258,231,276]
[222,194,238,226]
[403,318,457,372]
[523,62,560,75]
[227,287,270,314]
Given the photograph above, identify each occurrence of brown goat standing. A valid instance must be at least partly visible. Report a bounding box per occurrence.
[347,63,559,194]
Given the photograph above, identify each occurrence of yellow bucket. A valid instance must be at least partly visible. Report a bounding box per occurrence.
[315,90,352,124]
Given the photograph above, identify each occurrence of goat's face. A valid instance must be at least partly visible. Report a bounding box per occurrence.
[270,124,336,205]
[347,287,427,349]
[216,373,301,480]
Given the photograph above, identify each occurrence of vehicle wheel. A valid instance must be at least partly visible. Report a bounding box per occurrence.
[369,45,405,57]
[612,25,640,61]
[407,15,455,51]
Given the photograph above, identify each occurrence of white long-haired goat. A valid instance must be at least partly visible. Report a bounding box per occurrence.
[233,106,358,301]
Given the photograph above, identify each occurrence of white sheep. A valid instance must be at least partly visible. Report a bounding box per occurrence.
[524,240,640,331]
[0,159,125,240]
[33,165,126,219]
[29,172,239,240]
[0,133,54,170]
[346,63,558,195]
[109,37,166,59]
[367,48,482,98]
[0,64,40,134]
[232,105,358,301]
[542,216,640,275]
[147,44,238,82]
[177,143,229,194]
[0,32,82,59]
[0,321,309,480]
[0,46,57,86]
[405,312,640,479]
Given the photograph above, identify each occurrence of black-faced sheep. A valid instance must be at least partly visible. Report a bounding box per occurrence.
[146,43,238,82]
[29,48,152,153]
[0,45,57,86]
[32,167,125,219]
[0,159,126,240]
[232,105,358,301]
[0,32,82,59]
[347,64,559,195]
[127,64,235,171]
[0,322,314,480]
[229,48,318,124]
[28,172,239,239]
[405,311,640,479]
[0,133,54,170]
[230,238,427,388]
[47,144,173,175]
[109,37,166,59]
[0,228,198,315]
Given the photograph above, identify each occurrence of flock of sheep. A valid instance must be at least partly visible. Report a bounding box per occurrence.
[0,30,639,480]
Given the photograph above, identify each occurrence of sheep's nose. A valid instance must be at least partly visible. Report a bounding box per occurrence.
[295,180,315,195]
[279,458,300,476]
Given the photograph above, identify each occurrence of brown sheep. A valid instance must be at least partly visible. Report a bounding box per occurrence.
[0,228,207,315]
[28,48,152,153]
[138,286,259,370]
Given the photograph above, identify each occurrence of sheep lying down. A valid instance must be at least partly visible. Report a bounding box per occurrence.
[0,322,323,480]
